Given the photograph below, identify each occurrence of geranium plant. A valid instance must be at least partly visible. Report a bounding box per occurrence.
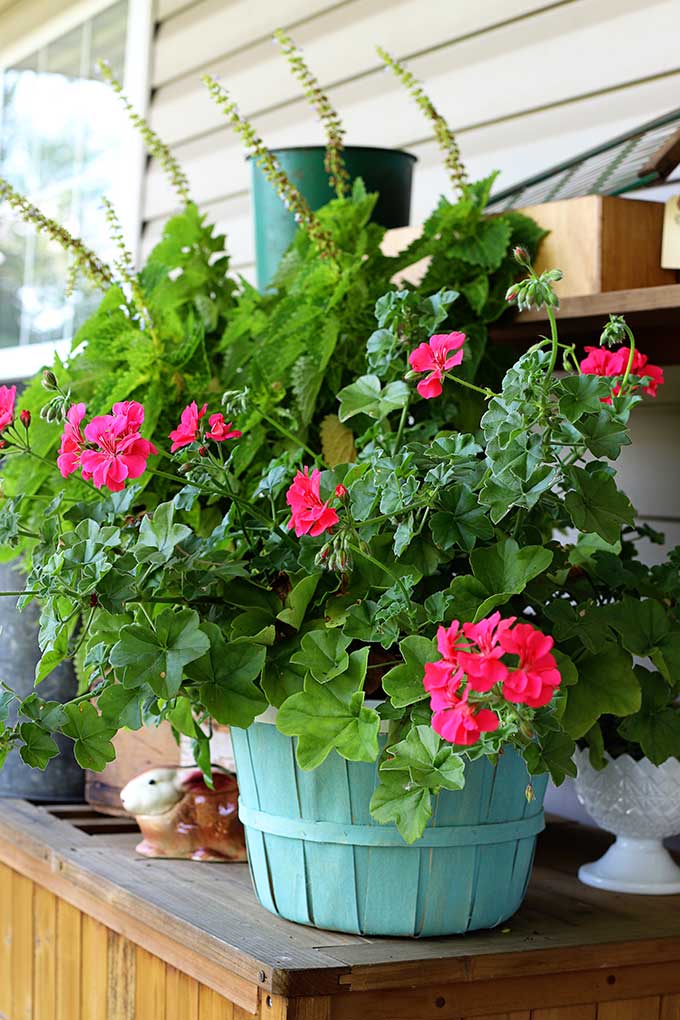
[1,241,676,843]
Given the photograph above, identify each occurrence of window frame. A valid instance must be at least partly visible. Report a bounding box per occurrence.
[0,0,153,382]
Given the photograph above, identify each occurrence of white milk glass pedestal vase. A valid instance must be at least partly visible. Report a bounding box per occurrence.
[574,749,680,894]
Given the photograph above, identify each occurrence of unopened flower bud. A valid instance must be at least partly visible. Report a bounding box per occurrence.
[0,440,7,450]
[335,484,347,499]
[178,462,196,475]
[20,409,31,429]
[89,592,99,607]
[41,370,58,391]
[512,245,530,266]
[198,446,208,457]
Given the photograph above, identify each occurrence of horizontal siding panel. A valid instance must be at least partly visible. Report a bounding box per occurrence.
[150,0,565,144]
[156,0,195,19]
[143,72,680,268]
[144,71,680,258]
[153,0,344,86]
[144,0,680,222]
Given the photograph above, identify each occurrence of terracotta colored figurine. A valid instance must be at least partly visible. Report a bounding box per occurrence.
[120,767,247,861]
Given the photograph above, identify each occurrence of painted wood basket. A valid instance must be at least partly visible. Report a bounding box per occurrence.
[231,718,548,936]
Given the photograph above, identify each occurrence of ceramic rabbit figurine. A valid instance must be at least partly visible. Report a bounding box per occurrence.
[120,766,247,861]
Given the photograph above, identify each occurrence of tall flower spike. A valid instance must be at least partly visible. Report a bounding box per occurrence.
[98,60,191,206]
[101,198,159,347]
[0,178,114,292]
[202,74,339,262]
[274,28,350,199]
[377,47,467,194]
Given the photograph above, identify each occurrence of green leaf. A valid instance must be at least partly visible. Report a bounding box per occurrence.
[276,574,320,630]
[185,622,266,727]
[110,608,210,698]
[97,685,147,730]
[290,629,351,683]
[369,774,432,844]
[562,645,641,738]
[557,375,611,422]
[430,484,494,553]
[381,725,466,791]
[469,538,553,619]
[523,729,576,785]
[383,635,436,708]
[277,649,376,768]
[619,706,680,765]
[19,722,59,769]
[337,374,409,422]
[61,703,117,771]
[135,501,191,564]
[229,609,276,646]
[393,514,415,557]
[448,216,511,270]
[564,467,635,544]
[575,411,631,460]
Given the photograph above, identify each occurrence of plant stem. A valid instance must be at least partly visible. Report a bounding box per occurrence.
[544,305,560,387]
[259,411,319,462]
[619,322,637,394]
[348,541,412,603]
[444,373,496,399]
[393,399,410,454]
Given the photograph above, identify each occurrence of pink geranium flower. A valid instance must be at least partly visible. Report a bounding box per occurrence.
[580,346,664,402]
[423,621,465,708]
[0,385,16,430]
[458,612,516,692]
[81,411,157,493]
[499,622,562,708]
[286,467,339,538]
[57,403,87,478]
[409,332,466,399]
[169,402,208,452]
[112,400,146,431]
[205,413,242,443]
[432,690,499,746]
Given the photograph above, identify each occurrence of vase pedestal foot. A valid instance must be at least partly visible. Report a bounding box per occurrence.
[578,836,680,894]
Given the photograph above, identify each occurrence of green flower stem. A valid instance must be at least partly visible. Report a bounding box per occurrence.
[619,322,637,394]
[544,305,560,387]
[444,373,496,399]
[392,398,410,454]
[358,499,430,529]
[258,411,319,462]
[0,591,38,597]
[348,541,412,603]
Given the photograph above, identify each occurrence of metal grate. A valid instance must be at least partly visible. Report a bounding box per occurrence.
[488,106,680,211]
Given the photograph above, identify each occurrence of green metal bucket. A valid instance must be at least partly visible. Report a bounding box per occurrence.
[231,718,547,936]
[251,145,417,289]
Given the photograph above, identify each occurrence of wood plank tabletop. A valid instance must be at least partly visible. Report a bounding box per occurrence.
[0,799,678,1000]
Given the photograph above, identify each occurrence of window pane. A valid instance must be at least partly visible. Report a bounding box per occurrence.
[0,0,130,353]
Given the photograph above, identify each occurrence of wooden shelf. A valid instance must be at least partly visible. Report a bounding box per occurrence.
[490,283,680,363]
[3,799,680,1019]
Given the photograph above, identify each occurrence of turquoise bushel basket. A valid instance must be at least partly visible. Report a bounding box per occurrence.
[231,719,547,937]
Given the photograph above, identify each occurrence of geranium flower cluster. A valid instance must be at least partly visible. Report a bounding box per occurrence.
[580,346,664,401]
[408,332,466,399]
[286,467,341,537]
[58,400,157,492]
[169,401,242,452]
[0,385,16,432]
[423,612,562,746]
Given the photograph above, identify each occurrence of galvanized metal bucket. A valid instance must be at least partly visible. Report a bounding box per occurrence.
[231,717,547,936]
[0,562,84,801]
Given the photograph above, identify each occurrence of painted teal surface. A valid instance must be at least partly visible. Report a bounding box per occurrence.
[231,723,548,937]
[251,145,416,290]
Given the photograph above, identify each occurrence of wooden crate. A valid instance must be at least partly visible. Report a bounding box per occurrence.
[523,195,678,298]
[382,196,678,298]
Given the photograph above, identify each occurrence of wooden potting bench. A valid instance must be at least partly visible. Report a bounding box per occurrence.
[1,799,679,1020]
